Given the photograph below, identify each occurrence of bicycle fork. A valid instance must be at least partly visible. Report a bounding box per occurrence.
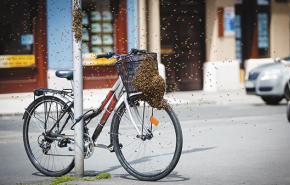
[123,94,153,140]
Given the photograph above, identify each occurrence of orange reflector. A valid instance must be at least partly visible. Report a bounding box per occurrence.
[150,116,159,126]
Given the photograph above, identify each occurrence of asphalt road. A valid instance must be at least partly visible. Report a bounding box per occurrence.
[0,102,289,185]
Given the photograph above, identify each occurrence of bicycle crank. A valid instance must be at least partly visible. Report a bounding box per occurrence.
[84,133,94,159]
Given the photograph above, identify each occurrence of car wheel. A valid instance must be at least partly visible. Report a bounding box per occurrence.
[284,84,290,101]
[261,96,283,105]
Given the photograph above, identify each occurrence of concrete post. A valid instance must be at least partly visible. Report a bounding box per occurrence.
[72,0,84,177]
[138,0,147,50]
[148,0,161,62]
[147,0,165,80]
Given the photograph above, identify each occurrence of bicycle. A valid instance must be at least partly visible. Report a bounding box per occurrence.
[22,48,183,181]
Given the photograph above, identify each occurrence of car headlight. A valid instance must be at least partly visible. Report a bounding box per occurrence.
[260,69,280,81]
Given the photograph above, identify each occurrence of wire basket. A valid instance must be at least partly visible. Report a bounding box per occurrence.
[115,53,158,93]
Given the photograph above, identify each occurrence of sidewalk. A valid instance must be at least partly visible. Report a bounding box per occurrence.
[0,87,264,116]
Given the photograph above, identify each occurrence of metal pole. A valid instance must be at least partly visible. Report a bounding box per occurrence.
[72,0,84,177]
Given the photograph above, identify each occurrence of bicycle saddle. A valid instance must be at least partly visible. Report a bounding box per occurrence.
[55,70,73,80]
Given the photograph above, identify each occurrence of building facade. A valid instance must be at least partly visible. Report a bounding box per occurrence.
[0,0,289,93]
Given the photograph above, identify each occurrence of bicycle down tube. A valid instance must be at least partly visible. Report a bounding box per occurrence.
[89,77,119,141]
[91,76,144,142]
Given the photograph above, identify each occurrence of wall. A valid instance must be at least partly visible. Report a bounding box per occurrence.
[47,0,73,69]
[203,60,240,92]
[204,0,240,92]
[205,0,236,62]
[270,0,290,59]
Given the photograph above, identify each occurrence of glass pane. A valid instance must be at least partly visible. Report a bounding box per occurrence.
[235,14,242,64]
[0,1,34,55]
[257,13,269,57]
[0,0,36,68]
[82,0,114,56]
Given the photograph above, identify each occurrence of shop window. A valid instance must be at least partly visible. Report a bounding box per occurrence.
[82,0,114,55]
[235,14,242,64]
[235,0,270,68]
[257,13,269,57]
[0,1,36,68]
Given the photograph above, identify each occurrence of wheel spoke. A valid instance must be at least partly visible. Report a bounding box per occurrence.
[23,96,75,176]
[112,95,182,181]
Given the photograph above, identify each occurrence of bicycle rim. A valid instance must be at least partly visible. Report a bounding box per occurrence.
[23,96,75,176]
[112,95,183,181]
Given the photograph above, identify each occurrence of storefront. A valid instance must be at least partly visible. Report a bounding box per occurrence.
[81,0,127,89]
[0,0,47,93]
[235,0,271,67]
[47,0,127,91]
[0,0,127,94]
[1,0,289,94]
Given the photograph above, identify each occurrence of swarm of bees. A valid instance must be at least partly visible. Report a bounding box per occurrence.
[132,55,168,109]
[72,3,82,42]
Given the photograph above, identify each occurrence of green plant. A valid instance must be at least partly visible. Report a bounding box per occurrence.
[82,177,95,181]
[50,175,77,185]
[96,172,111,180]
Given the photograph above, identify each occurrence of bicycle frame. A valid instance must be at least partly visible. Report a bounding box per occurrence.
[90,76,147,142]
[29,76,144,148]
[90,76,124,142]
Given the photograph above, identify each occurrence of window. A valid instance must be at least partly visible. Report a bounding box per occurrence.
[257,13,269,57]
[82,0,114,55]
[0,1,36,68]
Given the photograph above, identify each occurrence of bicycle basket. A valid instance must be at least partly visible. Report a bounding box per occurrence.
[115,53,158,93]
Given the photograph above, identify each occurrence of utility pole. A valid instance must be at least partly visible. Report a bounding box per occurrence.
[72,0,84,177]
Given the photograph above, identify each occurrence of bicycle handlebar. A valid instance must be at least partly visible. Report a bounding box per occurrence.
[96,52,116,59]
[95,48,146,59]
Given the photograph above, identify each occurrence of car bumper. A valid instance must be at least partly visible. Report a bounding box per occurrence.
[245,80,257,95]
[245,79,284,96]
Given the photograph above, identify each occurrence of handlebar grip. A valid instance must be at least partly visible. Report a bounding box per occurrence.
[129,48,146,55]
[138,50,146,53]
[130,48,138,54]
[96,52,115,59]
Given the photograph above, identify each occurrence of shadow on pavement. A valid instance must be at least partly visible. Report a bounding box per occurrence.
[182,147,216,154]
[119,171,190,182]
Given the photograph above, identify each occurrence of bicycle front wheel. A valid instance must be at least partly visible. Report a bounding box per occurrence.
[23,95,75,177]
[112,95,183,181]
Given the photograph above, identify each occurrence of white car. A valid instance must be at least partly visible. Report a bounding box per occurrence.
[245,57,290,104]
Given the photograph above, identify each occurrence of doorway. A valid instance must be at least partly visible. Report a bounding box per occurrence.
[160,0,205,91]
[235,0,270,69]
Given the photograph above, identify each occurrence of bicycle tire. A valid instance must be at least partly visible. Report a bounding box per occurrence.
[111,94,183,181]
[23,95,75,176]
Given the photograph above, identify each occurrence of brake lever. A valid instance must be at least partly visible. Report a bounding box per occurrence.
[110,54,120,59]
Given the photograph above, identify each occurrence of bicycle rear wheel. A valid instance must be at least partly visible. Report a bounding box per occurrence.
[23,95,75,176]
[112,95,183,181]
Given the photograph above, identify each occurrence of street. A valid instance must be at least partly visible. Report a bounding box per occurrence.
[0,101,290,185]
